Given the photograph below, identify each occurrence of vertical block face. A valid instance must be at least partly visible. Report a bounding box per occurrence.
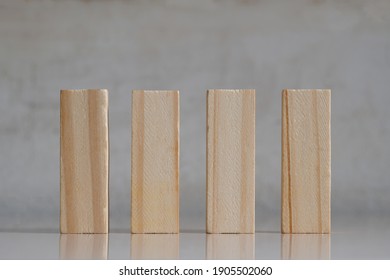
[60,89,109,234]
[131,90,179,233]
[207,89,255,233]
[282,89,331,234]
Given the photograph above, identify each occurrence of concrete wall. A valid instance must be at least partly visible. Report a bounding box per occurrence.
[0,0,389,231]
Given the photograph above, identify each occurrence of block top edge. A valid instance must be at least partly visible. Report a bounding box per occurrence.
[282,89,331,93]
[132,90,179,94]
[60,89,108,94]
[207,89,255,94]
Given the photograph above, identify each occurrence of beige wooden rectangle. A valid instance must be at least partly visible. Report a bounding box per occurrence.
[60,89,109,234]
[131,90,179,233]
[206,89,255,233]
[282,89,331,234]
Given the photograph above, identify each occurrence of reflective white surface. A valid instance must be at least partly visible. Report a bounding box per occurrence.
[1,225,389,260]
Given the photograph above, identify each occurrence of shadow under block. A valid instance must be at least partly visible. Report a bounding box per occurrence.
[60,89,109,234]
[131,90,179,233]
[206,89,255,233]
[282,89,331,234]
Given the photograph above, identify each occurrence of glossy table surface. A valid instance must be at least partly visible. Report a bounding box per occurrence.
[1,221,389,260]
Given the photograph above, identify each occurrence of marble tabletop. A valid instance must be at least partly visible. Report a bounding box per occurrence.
[1,222,389,260]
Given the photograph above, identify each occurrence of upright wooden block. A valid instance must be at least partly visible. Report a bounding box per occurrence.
[60,89,109,234]
[131,90,179,233]
[282,89,331,234]
[206,89,255,233]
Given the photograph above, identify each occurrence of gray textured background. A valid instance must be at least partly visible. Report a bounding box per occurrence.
[0,0,389,232]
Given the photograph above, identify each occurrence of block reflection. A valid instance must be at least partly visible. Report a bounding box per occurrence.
[281,234,330,260]
[207,234,255,260]
[131,234,179,260]
[60,234,108,260]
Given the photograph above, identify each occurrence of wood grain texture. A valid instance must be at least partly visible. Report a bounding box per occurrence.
[131,90,179,233]
[281,234,330,259]
[60,234,108,259]
[282,89,331,234]
[60,89,109,234]
[131,234,179,260]
[207,234,255,260]
[206,89,255,233]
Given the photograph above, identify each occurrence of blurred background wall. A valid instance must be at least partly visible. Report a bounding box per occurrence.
[0,0,389,232]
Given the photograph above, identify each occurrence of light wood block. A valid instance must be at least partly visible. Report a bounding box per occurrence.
[282,89,331,234]
[60,234,108,260]
[281,234,330,259]
[207,234,255,260]
[206,89,255,233]
[131,90,179,233]
[60,89,109,234]
[131,234,179,260]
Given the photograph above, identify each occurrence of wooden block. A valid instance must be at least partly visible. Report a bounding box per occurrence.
[131,90,179,233]
[60,234,108,260]
[281,234,330,259]
[206,89,255,233]
[60,89,109,234]
[131,234,179,260]
[282,89,331,234]
[207,234,255,260]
